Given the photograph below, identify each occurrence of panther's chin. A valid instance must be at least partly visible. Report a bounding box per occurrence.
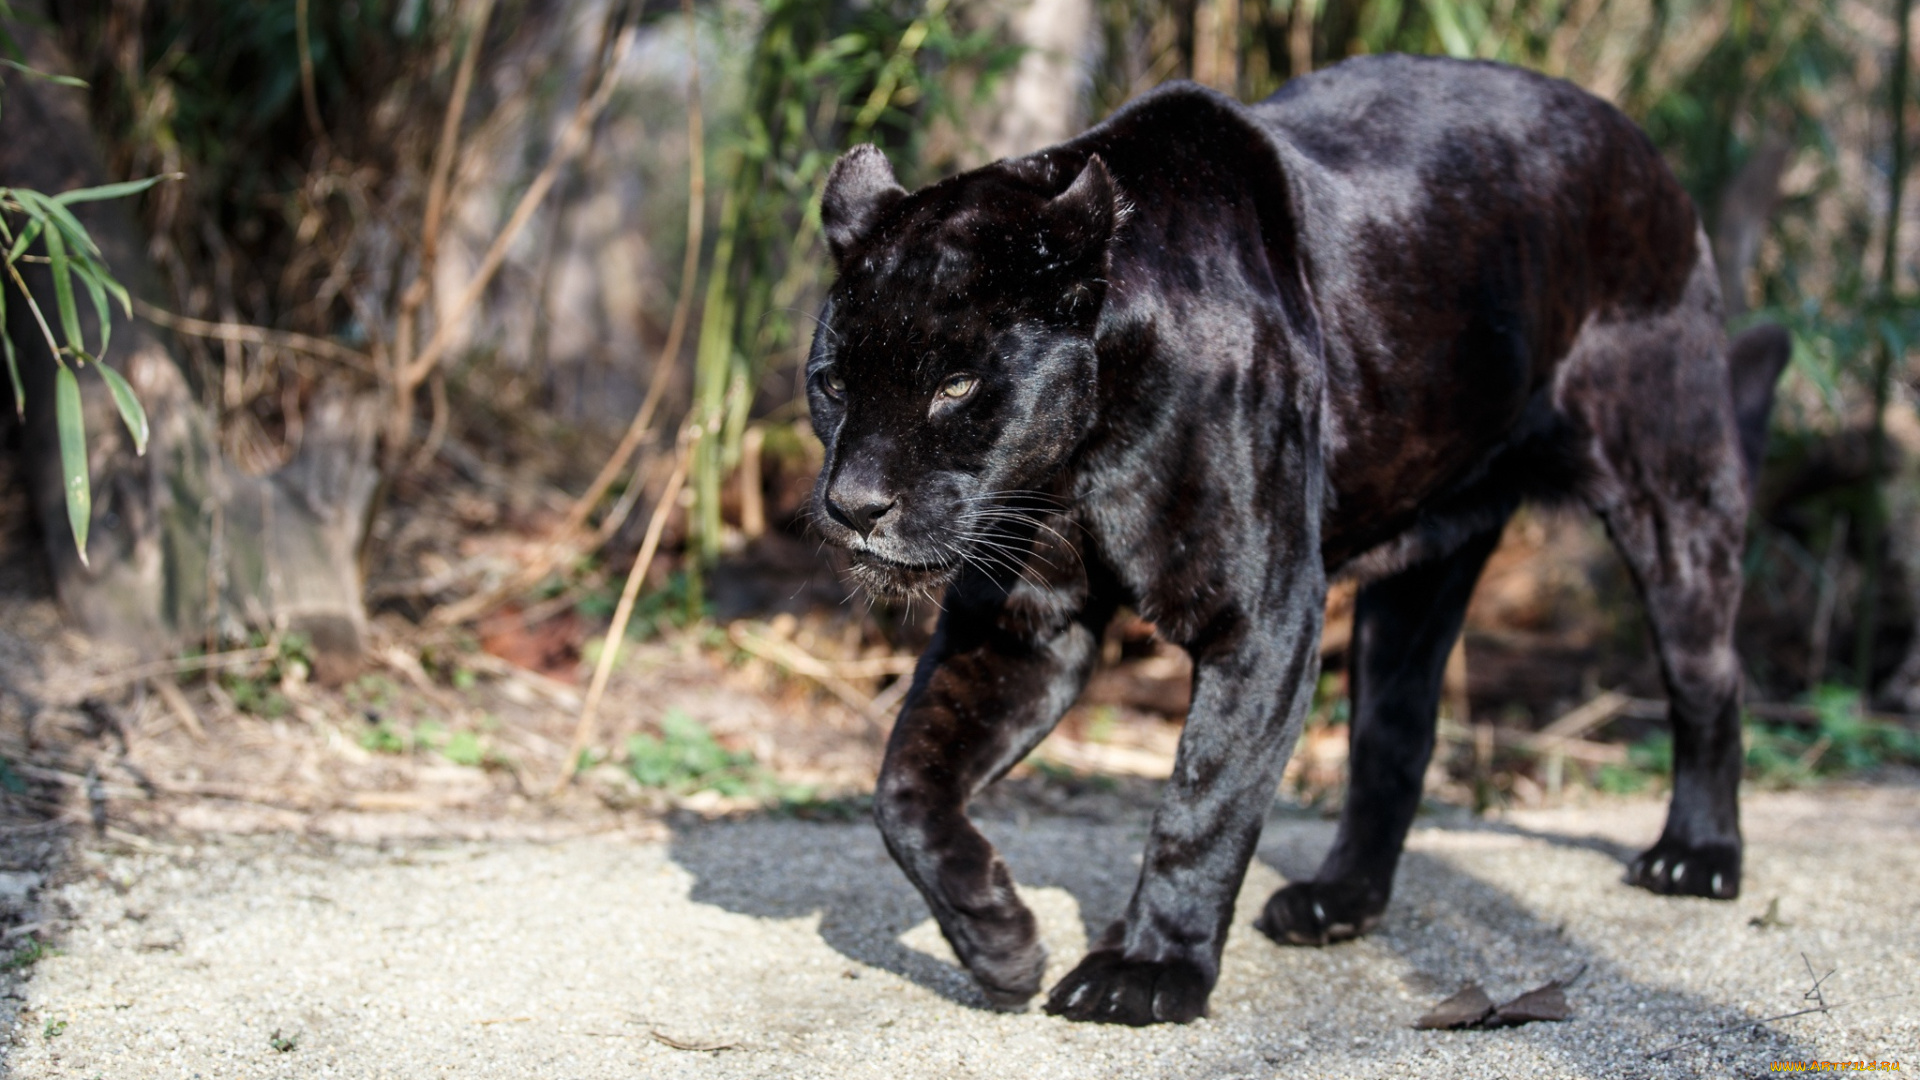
[846,552,959,599]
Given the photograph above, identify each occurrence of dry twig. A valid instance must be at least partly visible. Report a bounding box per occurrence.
[649,1030,736,1052]
[294,0,327,144]
[135,300,374,373]
[459,651,582,709]
[727,622,913,721]
[150,678,207,742]
[1437,718,1628,766]
[76,646,279,698]
[1646,956,1909,1059]
[554,430,692,793]
[428,7,706,628]
[393,0,497,474]
[396,25,635,392]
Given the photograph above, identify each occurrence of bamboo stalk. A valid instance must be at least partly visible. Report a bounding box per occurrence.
[295,0,327,144]
[689,180,742,565]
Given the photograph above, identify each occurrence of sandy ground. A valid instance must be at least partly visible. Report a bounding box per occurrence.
[0,785,1913,1080]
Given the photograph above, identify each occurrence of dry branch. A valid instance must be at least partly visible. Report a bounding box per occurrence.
[1538,689,1631,742]
[727,622,906,720]
[73,646,279,698]
[1437,718,1628,765]
[429,8,706,629]
[294,0,327,144]
[134,300,375,372]
[556,432,692,792]
[150,678,207,742]
[391,0,496,439]
[397,27,636,390]
[460,650,583,709]
[422,0,497,272]
[559,0,706,538]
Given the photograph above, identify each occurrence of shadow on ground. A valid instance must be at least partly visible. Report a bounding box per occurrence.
[669,786,1828,1076]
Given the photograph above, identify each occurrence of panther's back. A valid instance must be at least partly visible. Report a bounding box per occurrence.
[1249,54,1698,321]
[1243,55,1707,563]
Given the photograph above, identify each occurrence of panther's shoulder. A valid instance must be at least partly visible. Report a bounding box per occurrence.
[1032,80,1282,195]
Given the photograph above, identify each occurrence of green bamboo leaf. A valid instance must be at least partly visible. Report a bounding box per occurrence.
[43,220,82,356]
[75,256,112,357]
[6,211,44,264]
[18,187,102,255]
[51,174,177,206]
[0,279,19,416]
[54,365,91,565]
[1787,327,1841,413]
[2,334,19,418]
[95,362,147,456]
[100,272,130,318]
[0,59,87,87]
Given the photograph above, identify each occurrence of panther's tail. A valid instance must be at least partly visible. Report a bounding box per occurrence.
[1728,322,1792,492]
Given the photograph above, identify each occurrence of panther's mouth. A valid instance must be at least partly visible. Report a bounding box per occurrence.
[845,550,959,599]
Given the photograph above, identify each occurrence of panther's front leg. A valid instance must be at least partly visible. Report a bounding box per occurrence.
[875,575,1114,1007]
[1045,560,1325,1026]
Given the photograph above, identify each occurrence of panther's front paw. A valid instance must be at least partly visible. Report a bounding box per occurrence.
[1253,880,1385,947]
[966,936,1047,1009]
[1627,838,1739,899]
[1043,951,1210,1025]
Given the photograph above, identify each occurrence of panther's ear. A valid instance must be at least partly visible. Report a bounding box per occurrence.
[1040,154,1124,274]
[822,145,906,265]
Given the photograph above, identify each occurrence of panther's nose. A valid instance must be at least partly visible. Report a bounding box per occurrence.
[826,487,895,539]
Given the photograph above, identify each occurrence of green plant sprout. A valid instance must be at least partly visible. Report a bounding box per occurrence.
[625,709,771,796]
[0,937,46,973]
[358,720,409,755]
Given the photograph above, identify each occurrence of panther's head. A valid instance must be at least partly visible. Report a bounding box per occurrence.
[805,145,1125,599]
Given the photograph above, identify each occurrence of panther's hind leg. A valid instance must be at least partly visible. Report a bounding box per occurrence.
[1257,521,1506,947]
[1565,265,1749,900]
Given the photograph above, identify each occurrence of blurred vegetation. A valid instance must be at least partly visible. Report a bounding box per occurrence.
[686,0,1020,578]
[1592,684,1920,794]
[0,0,162,561]
[8,0,1920,750]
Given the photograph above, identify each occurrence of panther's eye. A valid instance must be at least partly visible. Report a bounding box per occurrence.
[819,370,846,400]
[938,374,978,401]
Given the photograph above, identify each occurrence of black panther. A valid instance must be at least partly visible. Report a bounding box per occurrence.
[801,53,1790,1026]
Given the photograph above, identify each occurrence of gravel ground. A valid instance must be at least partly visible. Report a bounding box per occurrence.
[2,785,1916,1079]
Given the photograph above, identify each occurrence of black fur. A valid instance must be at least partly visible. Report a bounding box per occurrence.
[804,54,1790,1026]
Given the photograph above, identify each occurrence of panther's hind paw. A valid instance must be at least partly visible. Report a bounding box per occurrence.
[1628,838,1740,899]
[1253,880,1385,947]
